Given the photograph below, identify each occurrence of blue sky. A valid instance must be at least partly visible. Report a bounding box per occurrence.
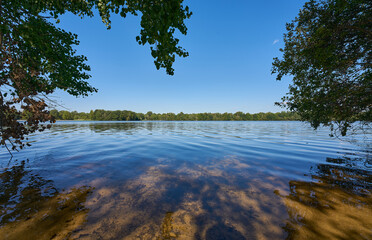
[53,0,307,114]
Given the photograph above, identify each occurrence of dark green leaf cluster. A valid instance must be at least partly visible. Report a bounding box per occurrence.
[47,109,301,121]
[1,0,192,151]
[87,0,193,75]
[1,0,96,97]
[272,0,371,136]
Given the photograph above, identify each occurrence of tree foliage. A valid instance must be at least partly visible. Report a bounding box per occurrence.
[47,109,300,121]
[0,0,192,152]
[272,0,371,136]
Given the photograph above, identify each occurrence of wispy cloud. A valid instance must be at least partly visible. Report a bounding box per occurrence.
[272,39,279,45]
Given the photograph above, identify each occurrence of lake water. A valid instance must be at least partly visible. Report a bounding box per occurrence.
[0,121,371,239]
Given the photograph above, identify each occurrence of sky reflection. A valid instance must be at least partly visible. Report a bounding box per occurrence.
[0,122,370,239]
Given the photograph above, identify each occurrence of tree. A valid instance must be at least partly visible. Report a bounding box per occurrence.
[0,0,192,152]
[272,0,371,136]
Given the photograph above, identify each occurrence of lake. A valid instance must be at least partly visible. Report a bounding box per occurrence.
[0,121,371,239]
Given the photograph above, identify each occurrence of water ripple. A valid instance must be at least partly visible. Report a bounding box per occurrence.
[0,121,370,239]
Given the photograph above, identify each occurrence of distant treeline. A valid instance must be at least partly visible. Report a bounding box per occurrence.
[44,110,300,121]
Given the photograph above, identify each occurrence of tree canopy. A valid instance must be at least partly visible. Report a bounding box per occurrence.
[272,0,371,136]
[46,109,300,121]
[0,0,191,151]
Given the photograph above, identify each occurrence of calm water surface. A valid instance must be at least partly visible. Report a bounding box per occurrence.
[0,121,371,239]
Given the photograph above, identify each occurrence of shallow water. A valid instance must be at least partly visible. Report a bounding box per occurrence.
[0,121,371,239]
